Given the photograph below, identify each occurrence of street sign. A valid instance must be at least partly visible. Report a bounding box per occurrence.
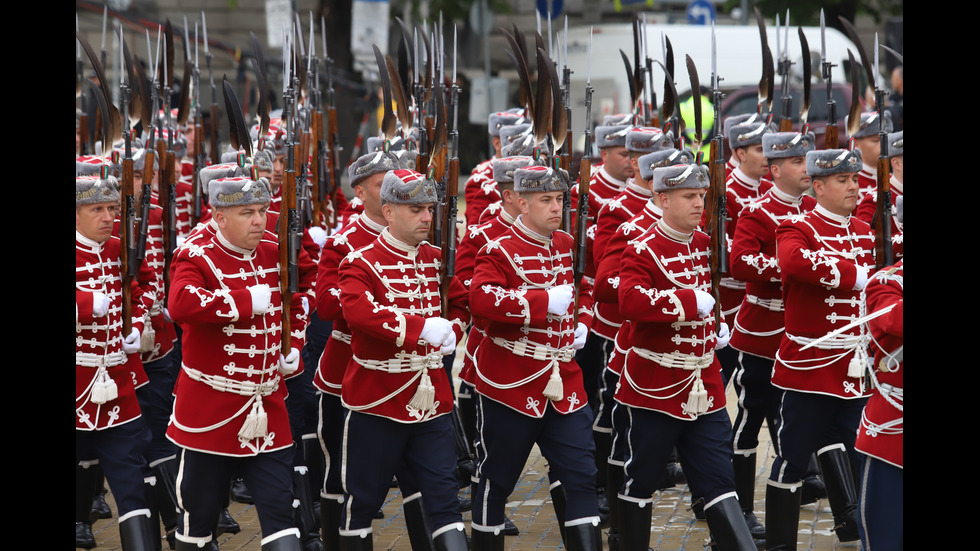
[687,0,716,25]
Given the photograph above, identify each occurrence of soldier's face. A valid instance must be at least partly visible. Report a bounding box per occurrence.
[384,202,434,247]
[813,172,860,217]
[214,203,269,250]
[272,154,287,193]
[76,202,119,243]
[600,146,633,181]
[736,144,768,181]
[355,173,386,220]
[770,156,811,196]
[660,189,706,234]
[518,191,564,235]
[855,136,880,164]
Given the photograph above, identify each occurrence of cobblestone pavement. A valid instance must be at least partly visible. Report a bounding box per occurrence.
[88,360,864,551]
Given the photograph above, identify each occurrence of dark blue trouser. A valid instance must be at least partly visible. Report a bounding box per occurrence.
[176,446,296,539]
[473,396,598,527]
[76,419,152,516]
[340,410,460,532]
[136,353,179,464]
[730,351,781,453]
[857,454,903,551]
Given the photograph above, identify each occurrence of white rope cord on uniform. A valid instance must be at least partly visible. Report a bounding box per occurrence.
[481,337,573,401]
[620,348,711,415]
[349,351,443,413]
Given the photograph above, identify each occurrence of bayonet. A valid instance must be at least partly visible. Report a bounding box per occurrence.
[838,16,876,108]
[821,10,839,148]
[799,27,812,128]
[754,8,775,119]
[686,55,702,151]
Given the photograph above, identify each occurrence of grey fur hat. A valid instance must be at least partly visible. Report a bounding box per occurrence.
[488,111,526,136]
[208,176,271,208]
[626,127,673,154]
[252,149,275,173]
[132,147,154,173]
[723,113,762,141]
[729,121,770,150]
[805,149,863,177]
[652,164,709,193]
[514,165,569,194]
[348,151,400,188]
[501,124,549,158]
[762,131,816,159]
[602,113,634,126]
[492,156,536,184]
[200,162,250,192]
[381,169,439,204]
[76,155,105,177]
[595,124,630,149]
[76,175,120,206]
[392,150,419,170]
[638,148,695,180]
[887,131,903,158]
[846,111,893,139]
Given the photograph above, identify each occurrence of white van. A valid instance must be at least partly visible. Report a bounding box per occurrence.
[559,21,869,145]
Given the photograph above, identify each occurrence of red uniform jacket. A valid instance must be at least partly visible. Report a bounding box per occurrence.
[463,158,499,227]
[720,167,773,325]
[167,229,307,456]
[570,166,628,283]
[616,220,727,420]
[856,261,903,468]
[729,188,816,359]
[854,176,903,262]
[772,205,875,399]
[469,218,594,418]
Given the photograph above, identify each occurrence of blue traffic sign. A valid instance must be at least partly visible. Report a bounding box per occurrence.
[536,0,563,20]
[687,0,716,25]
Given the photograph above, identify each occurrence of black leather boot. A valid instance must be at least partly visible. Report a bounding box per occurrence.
[432,524,468,551]
[76,463,98,549]
[262,531,304,551]
[470,525,504,551]
[606,464,625,551]
[800,454,827,505]
[732,453,765,540]
[320,496,343,551]
[293,467,324,551]
[119,511,156,551]
[91,463,113,521]
[617,498,652,551]
[703,495,756,551]
[230,476,254,504]
[152,457,181,549]
[816,445,860,542]
[402,493,435,551]
[565,519,602,551]
[764,482,801,551]
[594,431,612,528]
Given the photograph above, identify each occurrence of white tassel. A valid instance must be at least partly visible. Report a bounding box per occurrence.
[542,362,564,401]
[91,370,117,405]
[408,370,435,412]
[695,379,708,414]
[848,347,868,379]
[140,317,156,353]
[238,399,268,440]
[685,385,699,415]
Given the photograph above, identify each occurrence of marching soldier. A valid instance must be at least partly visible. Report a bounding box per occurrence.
[856,197,903,550]
[468,165,600,550]
[727,130,817,540]
[76,174,155,550]
[614,164,755,551]
[335,169,469,551]
[591,146,694,548]
[765,148,874,550]
[167,173,308,551]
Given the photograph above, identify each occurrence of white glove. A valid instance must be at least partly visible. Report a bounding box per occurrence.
[420,317,454,348]
[249,284,272,314]
[301,296,310,317]
[694,290,716,319]
[572,322,589,350]
[852,265,869,291]
[163,307,173,323]
[547,284,574,316]
[92,292,110,318]
[279,348,300,375]
[122,328,141,354]
[308,226,328,250]
[439,330,458,356]
[715,322,731,350]
[176,235,186,249]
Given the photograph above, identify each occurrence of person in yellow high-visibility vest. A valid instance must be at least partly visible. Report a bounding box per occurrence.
[680,92,714,157]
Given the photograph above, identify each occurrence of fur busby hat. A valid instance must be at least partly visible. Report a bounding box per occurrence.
[76,155,106,177]
[887,131,903,158]
[805,149,863,177]
[762,131,816,159]
[200,162,250,192]
[208,176,271,208]
[652,164,710,193]
[595,124,630,149]
[729,121,770,150]
[349,151,400,188]
[131,147,154,173]
[381,169,439,205]
[492,156,536,184]
[722,113,762,141]
[626,127,673,154]
[638,148,695,180]
[846,111,893,139]
[514,165,569,194]
[251,149,275,173]
[76,175,120,206]
[602,113,634,126]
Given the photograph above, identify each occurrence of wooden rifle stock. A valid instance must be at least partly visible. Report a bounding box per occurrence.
[824,123,839,150]
[706,139,727,326]
[874,155,893,269]
[280,156,297,355]
[326,105,341,228]
[120,157,136,337]
[572,155,591,315]
[441,156,459,318]
[310,109,323,228]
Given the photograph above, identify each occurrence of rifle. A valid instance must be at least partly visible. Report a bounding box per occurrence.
[119,28,138,338]
[572,28,594,317]
[280,31,301,355]
[202,12,221,166]
[705,25,728,327]
[820,10,839,149]
[872,34,893,269]
[754,8,776,124]
[559,18,573,232]
[191,20,205,227]
[441,27,460,319]
[777,11,794,132]
[323,19,343,230]
[159,21,178,297]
